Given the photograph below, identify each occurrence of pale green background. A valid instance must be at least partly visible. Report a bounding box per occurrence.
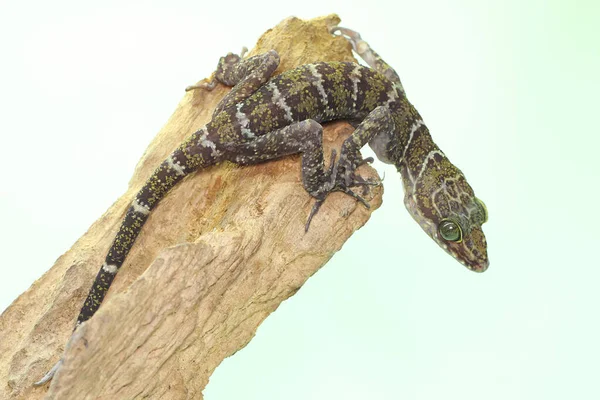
[1,1,599,399]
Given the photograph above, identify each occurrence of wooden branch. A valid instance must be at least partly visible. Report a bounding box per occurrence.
[0,15,382,400]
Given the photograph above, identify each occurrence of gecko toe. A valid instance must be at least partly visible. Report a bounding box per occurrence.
[341,187,371,209]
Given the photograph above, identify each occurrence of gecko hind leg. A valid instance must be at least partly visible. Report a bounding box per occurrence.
[187,48,280,118]
[322,104,394,206]
[185,46,248,91]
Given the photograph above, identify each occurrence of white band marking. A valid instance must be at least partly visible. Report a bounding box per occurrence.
[403,119,424,160]
[132,198,150,215]
[102,262,118,275]
[268,81,294,122]
[414,149,445,192]
[166,155,185,176]
[236,103,255,138]
[308,64,331,117]
[349,64,362,109]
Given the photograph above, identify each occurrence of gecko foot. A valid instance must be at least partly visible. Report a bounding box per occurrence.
[186,46,248,92]
[304,180,373,232]
[304,150,379,232]
[338,152,382,189]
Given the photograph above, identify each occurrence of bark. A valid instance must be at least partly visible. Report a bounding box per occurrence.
[0,15,382,400]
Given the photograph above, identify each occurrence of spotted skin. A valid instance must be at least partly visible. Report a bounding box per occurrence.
[36,28,489,385]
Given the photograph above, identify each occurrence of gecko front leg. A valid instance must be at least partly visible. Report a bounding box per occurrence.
[302,106,392,227]
[337,105,393,188]
[221,119,343,231]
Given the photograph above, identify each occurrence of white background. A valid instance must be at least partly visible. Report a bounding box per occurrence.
[1,1,599,399]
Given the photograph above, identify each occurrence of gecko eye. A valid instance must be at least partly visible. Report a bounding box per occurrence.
[439,220,463,242]
[475,197,488,223]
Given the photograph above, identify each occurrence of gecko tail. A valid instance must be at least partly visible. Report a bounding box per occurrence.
[33,359,62,386]
[75,130,221,326]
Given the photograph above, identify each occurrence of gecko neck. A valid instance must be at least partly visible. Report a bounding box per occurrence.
[396,121,441,186]
[378,99,441,179]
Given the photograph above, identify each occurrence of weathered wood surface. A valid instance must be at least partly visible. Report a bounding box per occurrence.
[0,15,383,399]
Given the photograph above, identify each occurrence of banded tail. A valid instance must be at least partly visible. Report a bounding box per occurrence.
[76,127,221,325]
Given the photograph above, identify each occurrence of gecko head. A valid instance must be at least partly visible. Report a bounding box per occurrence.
[401,152,489,272]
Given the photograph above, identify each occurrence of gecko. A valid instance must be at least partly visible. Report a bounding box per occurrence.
[34,26,489,385]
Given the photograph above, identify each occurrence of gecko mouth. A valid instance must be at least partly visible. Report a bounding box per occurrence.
[444,239,489,273]
[469,259,489,273]
[452,253,489,273]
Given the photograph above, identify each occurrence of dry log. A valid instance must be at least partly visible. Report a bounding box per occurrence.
[0,14,383,399]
